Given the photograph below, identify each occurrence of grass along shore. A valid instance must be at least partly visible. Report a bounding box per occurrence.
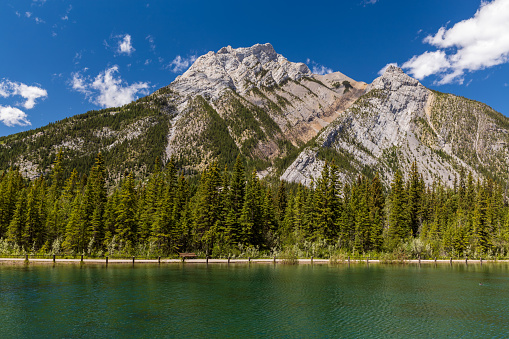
[1,257,508,265]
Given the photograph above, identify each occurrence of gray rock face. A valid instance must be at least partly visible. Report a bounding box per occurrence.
[280,149,324,186]
[171,43,311,101]
[281,66,491,186]
[163,43,367,168]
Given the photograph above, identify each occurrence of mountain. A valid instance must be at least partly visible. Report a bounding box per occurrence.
[0,43,366,180]
[1,44,508,186]
[282,65,509,186]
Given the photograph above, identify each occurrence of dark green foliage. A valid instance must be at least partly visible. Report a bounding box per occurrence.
[2,153,509,259]
[0,100,171,181]
[342,80,353,93]
[195,96,240,169]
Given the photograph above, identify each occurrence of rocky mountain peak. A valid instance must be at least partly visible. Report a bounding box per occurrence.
[171,43,311,100]
[216,43,278,64]
[367,65,423,93]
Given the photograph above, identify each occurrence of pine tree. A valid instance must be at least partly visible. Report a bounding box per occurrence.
[314,162,341,242]
[276,181,287,224]
[240,170,263,247]
[473,180,490,254]
[0,169,24,239]
[194,162,222,252]
[88,153,107,253]
[230,155,246,241]
[173,174,191,251]
[63,194,87,254]
[369,174,385,251]
[388,170,410,248]
[338,183,354,250]
[407,161,423,237]
[23,178,47,251]
[7,187,28,248]
[115,173,138,251]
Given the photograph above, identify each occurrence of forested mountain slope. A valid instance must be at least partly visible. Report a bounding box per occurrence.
[1,45,508,189]
[0,43,365,180]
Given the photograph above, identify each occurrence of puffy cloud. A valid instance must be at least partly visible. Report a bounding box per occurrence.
[402,51,450,80]
[403,0,509,84]
[118,34,135,55]
[167,55,197,73]
[312,65,333,75]
[378,62,399,76]
[0,105,31,127]
[306,59,333,75]
[0,80,48,109]
[71,66,149,108]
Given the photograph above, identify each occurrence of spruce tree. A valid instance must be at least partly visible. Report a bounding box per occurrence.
[388,170,409,248]
[369,174,385,251]
[115,173,138,251]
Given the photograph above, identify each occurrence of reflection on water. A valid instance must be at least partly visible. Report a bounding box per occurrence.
[1,263,509,338]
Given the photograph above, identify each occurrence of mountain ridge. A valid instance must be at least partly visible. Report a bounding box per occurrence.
[1,43,508,187]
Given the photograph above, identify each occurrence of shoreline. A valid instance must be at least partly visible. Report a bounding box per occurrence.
[1,257,509,265]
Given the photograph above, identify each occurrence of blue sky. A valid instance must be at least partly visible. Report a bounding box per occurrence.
[1,0,508,137]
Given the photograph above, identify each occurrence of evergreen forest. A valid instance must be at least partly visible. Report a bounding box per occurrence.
[1,152,509,260]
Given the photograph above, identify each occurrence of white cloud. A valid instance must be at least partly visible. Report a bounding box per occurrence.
[71,66,150,108]
[312,65,333,75]
[363,0,378,4]
[144,59,152,65]
[0,80,48,109]
[35,17,45,24]
[73,52,82,64]
[25,12,32,18]
[15,11,21,17]
[61,5,72,20]
[0,106,31,127]
[146,35,156,51]
[402,51,450,79]
[403,0,509,84]
[378,62,399,76]
[167,55,197,73]
[306,59,333,75]
[118,34,135,55]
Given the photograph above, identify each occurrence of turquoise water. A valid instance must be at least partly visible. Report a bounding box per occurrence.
[1,263,509,338]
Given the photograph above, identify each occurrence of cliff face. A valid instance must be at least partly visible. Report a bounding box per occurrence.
[282,65,509,186]
[1,45,508,186]
[159,43,367,171]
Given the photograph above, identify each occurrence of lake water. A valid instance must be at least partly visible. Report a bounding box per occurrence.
[1,262,509,338]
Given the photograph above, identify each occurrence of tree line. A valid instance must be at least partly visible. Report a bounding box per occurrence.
[1,152,508,259]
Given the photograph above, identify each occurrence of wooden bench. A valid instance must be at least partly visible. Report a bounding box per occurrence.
[179,253,197,260]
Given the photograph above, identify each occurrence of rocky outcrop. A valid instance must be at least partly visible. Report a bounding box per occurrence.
[163,43,366,169]
[282,65,509,186]
[171,43,311,100]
